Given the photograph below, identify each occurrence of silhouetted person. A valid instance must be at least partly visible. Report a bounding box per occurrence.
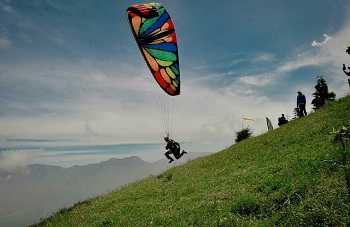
[297,90,307,116]
[278,114,288,126]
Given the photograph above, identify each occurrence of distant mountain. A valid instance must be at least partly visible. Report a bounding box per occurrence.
[0,152,211,227]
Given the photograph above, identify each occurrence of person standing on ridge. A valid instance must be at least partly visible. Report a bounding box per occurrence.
[164,136,187,163]
[297,90,307,116]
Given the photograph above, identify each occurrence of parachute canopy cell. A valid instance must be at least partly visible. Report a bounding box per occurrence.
[126,2,180,96]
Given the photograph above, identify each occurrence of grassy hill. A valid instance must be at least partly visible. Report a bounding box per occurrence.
[33,96,350,226]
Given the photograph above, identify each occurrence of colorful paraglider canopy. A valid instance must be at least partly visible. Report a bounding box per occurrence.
[126,2,180,96]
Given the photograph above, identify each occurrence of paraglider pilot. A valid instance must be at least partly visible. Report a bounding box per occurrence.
[164,136,187,163]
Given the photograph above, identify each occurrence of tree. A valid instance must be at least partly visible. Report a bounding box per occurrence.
[311,75,336,110]
[293,107,303,119]
[235,126,253,143]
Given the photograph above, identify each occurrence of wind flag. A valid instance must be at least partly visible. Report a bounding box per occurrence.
[243,117,255,121]
[266,117,273,131]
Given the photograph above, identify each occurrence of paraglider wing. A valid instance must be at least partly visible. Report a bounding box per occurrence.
[126,2,180,96]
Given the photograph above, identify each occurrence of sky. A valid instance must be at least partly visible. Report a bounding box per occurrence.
[1,0,350,168]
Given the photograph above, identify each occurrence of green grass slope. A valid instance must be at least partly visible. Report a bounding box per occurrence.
[34,96,350,226]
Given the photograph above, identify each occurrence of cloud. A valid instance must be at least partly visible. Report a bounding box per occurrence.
[238,50,329,88]
[0,36,12,49]
[0,149,44,172]
[0,1,12,13]
[252,53,275,62]
[84,119,98,136]
[195,58,245,70]
[310,14,350,98]
[0,133,15,146]
[239,72,277,87]
[201,122,224,136]
[228,59,245,67]
[311,34,332,47]
[278,54,328,73]
[0,174,12,180]
[322,24,350,65]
